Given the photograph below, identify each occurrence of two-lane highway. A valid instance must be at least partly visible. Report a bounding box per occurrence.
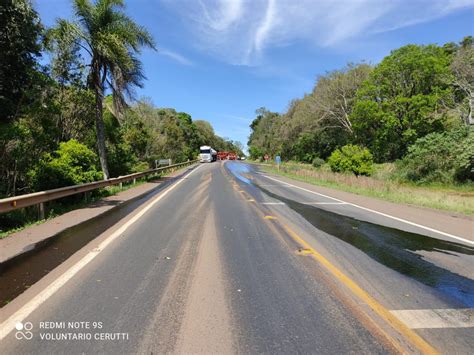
[0,161,472,353]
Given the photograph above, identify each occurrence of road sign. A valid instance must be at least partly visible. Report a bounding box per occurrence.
[275,156,281,164]
[264,154,269,161]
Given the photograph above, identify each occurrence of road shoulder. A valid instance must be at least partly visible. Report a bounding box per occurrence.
[257,169,473,243]
[0,166,196,264]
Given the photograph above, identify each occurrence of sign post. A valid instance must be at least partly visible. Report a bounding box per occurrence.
[275,155,281,171]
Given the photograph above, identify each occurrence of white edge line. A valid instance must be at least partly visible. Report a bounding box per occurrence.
[261,202,285,205]
[0,165,202,341]
[261,174,474,246]
[305,202,347,205]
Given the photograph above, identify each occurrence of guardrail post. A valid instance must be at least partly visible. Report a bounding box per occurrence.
[0,160,197,216]
[38,202,45,220]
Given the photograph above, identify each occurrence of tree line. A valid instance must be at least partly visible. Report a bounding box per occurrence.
[248,37,473,184]
[0,0,243,198]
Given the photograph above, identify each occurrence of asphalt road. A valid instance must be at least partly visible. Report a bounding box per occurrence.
[0,161,472,353]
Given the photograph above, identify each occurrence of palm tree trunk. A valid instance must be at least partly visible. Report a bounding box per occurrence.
[94,76,110,180]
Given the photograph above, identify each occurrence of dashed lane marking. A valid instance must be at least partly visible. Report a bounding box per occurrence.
[279,222,439,354]
[390,309,474,329]
[260,174,474,246]
[261,202,285,205]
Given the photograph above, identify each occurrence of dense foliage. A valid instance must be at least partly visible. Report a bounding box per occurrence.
[328,145,374,176]
[248,37,474,183]
[29,139,102,191]
[0,0,43,122]
[48,0,156,179]
[0,0,243,199]
[397,127,473,184]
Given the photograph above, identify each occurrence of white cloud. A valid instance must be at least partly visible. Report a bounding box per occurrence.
[196,0,243,31]
[162,0,474,65]
[159,48,194,66]
[247,0,277,62]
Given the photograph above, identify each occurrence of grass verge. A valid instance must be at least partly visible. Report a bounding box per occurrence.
[252,162,474,216]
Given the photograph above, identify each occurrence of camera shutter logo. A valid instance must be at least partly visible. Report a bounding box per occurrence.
[15,322,33,340]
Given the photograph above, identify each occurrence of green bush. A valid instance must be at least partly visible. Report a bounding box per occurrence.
[328,145,374,176]
[29,139,102,190]
[132,161,150,173]
[248,146,265,161]
[312,157,325,168]
[397,127,474,184]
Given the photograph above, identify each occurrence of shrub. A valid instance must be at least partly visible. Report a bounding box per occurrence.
[132,161,150,173]
[29,139,102,190]
[248,146,265,161]
[312,157,325,168]
[397,127,474,184]
[328,145,374,176]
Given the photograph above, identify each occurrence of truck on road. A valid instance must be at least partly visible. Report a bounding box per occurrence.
[228,152,237,160]
[199,146,217,163]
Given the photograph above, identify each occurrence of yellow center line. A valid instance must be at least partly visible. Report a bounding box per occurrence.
[223,164,437,354]
[281,223,439,355]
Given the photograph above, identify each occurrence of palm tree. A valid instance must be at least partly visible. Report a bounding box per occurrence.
[55,0,155,179]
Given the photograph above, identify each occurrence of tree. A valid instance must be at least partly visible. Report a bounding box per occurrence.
[450,38,473,125]
[29,139,102,190]
[309,63,372,134]
[328,144,374,176]
[247,108,281,159]
[232,141,245,156]
[195,120,216,146]
[397,127,473,183]
[54,0,156,179]
[0,0,43,122]
[351,44,452,162]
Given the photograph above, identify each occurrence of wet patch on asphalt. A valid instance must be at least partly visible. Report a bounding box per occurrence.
[226,163,252,185]
[0,172,188,307]
[255,184,474,307]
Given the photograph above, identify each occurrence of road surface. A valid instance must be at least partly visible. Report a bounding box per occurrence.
[0,161,472,353]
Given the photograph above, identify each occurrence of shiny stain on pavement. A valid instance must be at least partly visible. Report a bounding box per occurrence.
[256,185,474,308]
[226,162,474,308]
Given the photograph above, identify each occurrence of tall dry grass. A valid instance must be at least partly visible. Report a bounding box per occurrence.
[256,162,474,215]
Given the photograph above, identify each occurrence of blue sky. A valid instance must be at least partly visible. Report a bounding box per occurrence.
[35,0,474,149]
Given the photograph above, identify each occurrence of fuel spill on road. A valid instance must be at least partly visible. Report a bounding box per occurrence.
[0,176,178,307]
[226,162,474,308]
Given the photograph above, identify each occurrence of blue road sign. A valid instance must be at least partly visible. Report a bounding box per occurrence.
[275,156,281,164]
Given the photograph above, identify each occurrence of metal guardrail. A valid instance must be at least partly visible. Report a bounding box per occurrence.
[0,160,198,215]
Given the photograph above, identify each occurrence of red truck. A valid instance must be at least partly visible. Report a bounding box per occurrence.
[217,151,229,160]
[217,151,238,160]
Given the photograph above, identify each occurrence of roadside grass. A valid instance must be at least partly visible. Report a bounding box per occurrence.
[250,161,474,216]
[0,170,174,239]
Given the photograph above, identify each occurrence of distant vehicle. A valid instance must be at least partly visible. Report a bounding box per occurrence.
[216,151,238,160]
[217,151,229,160]
[240,156,246,160]
[199,145,217,163]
